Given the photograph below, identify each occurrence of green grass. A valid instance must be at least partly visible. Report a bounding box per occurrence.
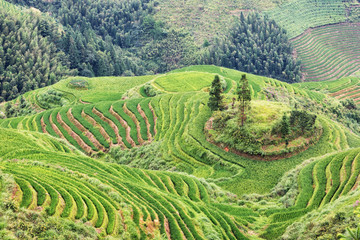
[154,72,216,92]
[53,75,154,103]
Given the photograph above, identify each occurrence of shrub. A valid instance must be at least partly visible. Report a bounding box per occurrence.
[143,83,158,97]
[37,89,65,109]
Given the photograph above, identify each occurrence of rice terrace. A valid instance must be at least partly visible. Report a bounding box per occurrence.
[1,0,360,239]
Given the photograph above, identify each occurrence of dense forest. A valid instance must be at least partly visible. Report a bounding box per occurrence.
[200,13,302,83]
[6,0,198,77]
[0,8,69,102]
[0,0,302,102]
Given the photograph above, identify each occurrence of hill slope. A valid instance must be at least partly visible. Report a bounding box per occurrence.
[0,127,256,239]
[2,66,360,239]
[292,23,360,82]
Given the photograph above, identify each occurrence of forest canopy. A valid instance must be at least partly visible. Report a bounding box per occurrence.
[200,13,302,83]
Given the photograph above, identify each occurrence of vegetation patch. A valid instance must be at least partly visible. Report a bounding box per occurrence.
[206,100,322,158]
[67,79,89,90]
[37,90,66,109]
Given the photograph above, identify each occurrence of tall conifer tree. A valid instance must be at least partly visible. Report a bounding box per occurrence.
[208,75,223,111]
[237,74,251,126]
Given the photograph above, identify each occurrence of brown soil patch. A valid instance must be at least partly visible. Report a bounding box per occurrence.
[163,217,171,240]
[79,99,90,104]
[109,105,136,147]
[67,108,105,152]
[144,218,158,239]
[339,159,347,185]
[40,117,48,134]
[123,103,144,144]
[137,103,152,140]
[352,174,360,191]
[148,102,158,135]
[81,110,111,146]
[50,113,65,139]
[118,209,126,231]
[11,184,19,199]
[92,107,125,148]
[56,112,94,153]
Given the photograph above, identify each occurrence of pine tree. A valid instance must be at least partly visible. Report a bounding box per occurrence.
[237,74,251,126]
[280,114,290,141]
[208,75,223,111]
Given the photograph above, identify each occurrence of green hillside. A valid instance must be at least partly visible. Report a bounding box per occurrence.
[2,66,360,239]
[0,127,257,239]
[154,0,290,44]
[291,23,360,82]
[3,0,360,238]
[265,0,359,39]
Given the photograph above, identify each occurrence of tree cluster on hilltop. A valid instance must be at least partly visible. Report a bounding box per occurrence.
[200,12,302,83]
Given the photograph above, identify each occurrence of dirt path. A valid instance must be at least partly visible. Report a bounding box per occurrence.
[109,105,136,147]
[123,103,144,144]
[137,103,152,141]
[57,112,94,154]
[67,108,105,152]
[92,107,125,148]
[148,102,157,135]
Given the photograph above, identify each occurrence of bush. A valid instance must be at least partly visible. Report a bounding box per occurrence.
[143,83,158,97]
[37,89,65,109]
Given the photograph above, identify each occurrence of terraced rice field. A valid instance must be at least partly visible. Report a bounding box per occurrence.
[0,128,254,238]
[291,23,360,82]
[1,66,356,194]
[0,98,157,154]
[295,75,360,104]
[261,148,360,239]
[265,0,348,39]
[2,66,360,239]
[154,72,216,92]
